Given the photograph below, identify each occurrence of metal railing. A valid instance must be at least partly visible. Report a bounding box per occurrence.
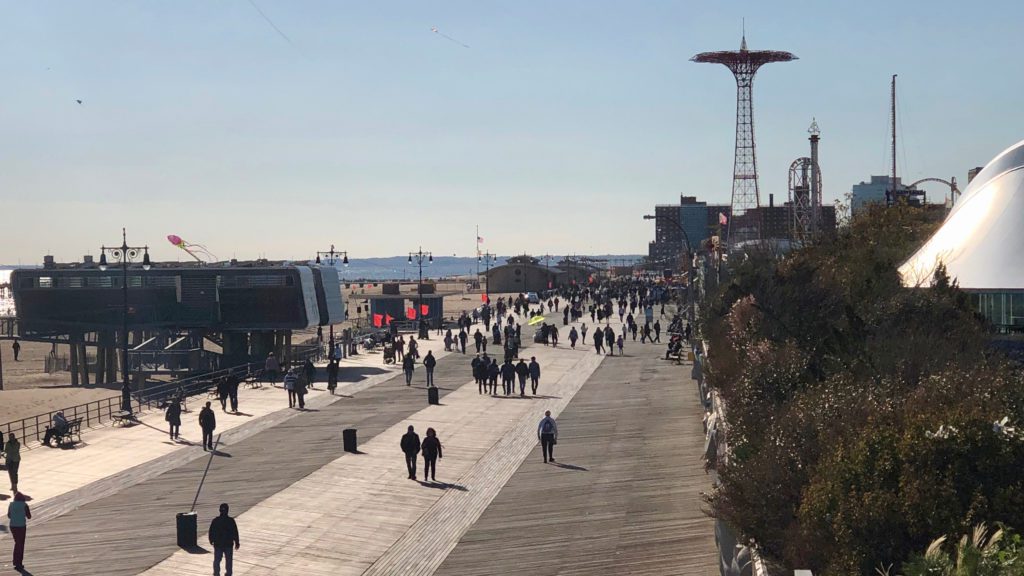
[0,343,325,450]
[0,395,126,449]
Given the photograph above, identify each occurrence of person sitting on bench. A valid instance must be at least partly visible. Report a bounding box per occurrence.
[43,411,69,447]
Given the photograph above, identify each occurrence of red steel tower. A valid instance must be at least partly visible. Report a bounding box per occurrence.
[692,35,796,246]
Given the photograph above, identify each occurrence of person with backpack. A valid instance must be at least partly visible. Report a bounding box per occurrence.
[283,368,298,408]
[421,428,443,482]
[165,399,182,440]
[537,410,558,463]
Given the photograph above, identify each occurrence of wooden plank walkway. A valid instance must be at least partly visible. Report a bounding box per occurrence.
[434,338,718,576]
[0,339,474,575]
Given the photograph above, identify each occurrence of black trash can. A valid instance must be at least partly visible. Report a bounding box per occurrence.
[176,512,197,548]
[427,387,440,405]
[343,428,358,453]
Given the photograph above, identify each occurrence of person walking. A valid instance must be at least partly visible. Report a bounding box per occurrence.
[500,359,515,396]
[617,334,625,356]
[604,326,615,356]
[208,503,240,576]
[227,373,241,413]
[421,428,443,482]
[444,330,453,352]
[264,352,280,386]
[7,491,31,571]
[396,335,405,362]
[327,360,339,395]
[488,359,500,395]
[568,326,578,349]
[283,368,298,408]
[538,410,558,463]
[653,320,661,343]
[458,329,467,354]
[402,353,415,386]
[423,350,437,387]
[400,425,421,480]
[294,370,308,409]
[5,434,20,493]
[528,356,541,395]
[199,401,216,451]
[217,376,230,412]
[581,323,588,345]
[165,399,182,440]
[11,339,20,362]
[515,359,529,396]
[593,329,604,355]
[303,357,316,389]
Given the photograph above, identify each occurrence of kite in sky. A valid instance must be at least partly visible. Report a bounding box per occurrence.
[431,26,469,48]
[167,234,217,263]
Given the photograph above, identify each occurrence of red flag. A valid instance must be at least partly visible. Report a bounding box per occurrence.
[719,212,728,226]
[372,314,383,328]
[547,280,552,289]
[384,313,393,325]
[481,293,487,302]
[407,308,417,319]
[420,304,429,315]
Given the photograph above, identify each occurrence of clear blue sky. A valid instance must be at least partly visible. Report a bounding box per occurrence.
[1,0,1021,264]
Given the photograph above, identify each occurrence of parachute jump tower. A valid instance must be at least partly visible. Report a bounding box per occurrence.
[692,34,796,247]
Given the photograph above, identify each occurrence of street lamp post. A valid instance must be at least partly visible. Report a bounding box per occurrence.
[643,213,695,322]
[478,251,495,303]
[99,228,150,415]
[408,248,432,338]
[315,245,349,355]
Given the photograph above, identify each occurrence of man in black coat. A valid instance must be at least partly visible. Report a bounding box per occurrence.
[209,502,240,576]
[400,425,421,480]
[515,359,530,396]
[423,350,437,388]
[199,401,216,451]
[500,359,516,396]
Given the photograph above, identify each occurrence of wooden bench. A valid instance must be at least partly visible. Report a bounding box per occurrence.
[111,410,136,427]
[53,418,83,446]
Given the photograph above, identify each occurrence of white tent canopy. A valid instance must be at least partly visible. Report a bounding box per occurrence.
[900,139,1024,290]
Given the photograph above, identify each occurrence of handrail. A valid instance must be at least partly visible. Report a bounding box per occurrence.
[0,344,323,450]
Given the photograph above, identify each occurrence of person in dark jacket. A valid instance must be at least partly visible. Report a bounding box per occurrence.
[423,350,437,387]
[487,359,500,395]
[216,377,230,412]
[400,425,421,480]
[227,373,241,412]
[302,357,316,389]
[402,354,415,386]
[500,359,515,396]
[165,399,182,440]
[209,502,240,576]
[421,427,443,482]
[199,401,216,451]
[473,329,484,353]
[528,357,541,395]
[604,326,615,356]
[458,329,467,353]
[326,360,339,395]
[514,359,530,396]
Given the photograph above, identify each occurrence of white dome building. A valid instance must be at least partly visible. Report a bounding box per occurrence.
[900,139,1024,331]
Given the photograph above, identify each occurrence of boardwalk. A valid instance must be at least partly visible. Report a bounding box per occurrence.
[0,313,715,575]
[435,341,718,576]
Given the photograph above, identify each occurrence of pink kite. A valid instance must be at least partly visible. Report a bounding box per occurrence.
[167,234,217,263]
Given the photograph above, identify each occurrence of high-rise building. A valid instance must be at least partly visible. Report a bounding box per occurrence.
[648,196,730,262]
